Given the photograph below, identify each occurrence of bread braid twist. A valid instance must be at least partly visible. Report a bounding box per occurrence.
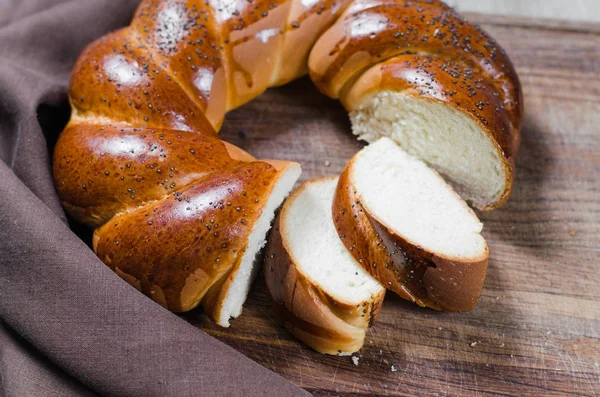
[53,0,521,326]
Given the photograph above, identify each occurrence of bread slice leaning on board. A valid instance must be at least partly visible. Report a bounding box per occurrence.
[333,138,489,312]
[265,178,385,355]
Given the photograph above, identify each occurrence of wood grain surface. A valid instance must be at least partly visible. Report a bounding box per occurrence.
[183,14,600,396]
[447,0,600,23]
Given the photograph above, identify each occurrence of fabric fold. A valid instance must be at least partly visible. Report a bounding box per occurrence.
[0,1,311,396]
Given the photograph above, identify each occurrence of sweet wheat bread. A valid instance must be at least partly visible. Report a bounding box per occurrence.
[53,0,520,327]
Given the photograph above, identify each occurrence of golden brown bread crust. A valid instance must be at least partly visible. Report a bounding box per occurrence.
[343,54,518,209]
[272,0,352,86]
[53,0,519,326]
[130,0,228,127]
[264,180,385,354]
[309,0,522,129]
[93,161,288,313]
[56,0,323,323]
[69,30,216,134]
[309,0,522,209]
[53,123,248,227]
[129,0,350,124]
[332,160,488,312]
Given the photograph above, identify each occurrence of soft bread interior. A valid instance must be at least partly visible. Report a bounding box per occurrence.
[283,178,383,304]
[349,91,506,208]
[351,138,486,260]
[217,163,302,326]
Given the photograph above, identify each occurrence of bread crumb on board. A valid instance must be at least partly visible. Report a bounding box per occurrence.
[390,365,397,372]
[352,356,359,366]
[470,341,479,347]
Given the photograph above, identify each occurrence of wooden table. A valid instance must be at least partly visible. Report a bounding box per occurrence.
[448,0,600,23]
[184,14,600,396]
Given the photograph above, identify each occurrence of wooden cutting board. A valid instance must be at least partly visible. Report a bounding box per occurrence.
[183,14,600,396]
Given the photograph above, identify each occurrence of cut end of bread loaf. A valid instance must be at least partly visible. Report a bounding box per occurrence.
[334,138,488,311]
[265,177,385,355]
[349,91,509,210]
[214,162,301,327]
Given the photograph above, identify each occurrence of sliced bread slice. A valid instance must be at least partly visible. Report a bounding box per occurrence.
[333,138,489,312]
[265,177,385,355]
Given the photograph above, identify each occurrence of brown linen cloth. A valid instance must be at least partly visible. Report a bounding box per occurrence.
[0,1,312,396]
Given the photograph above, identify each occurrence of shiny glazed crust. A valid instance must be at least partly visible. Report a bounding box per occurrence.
[54,119,298,316]
[264,179,385,355]
[343,55,519,209]
[53,0,520,324]
[310,0,522,208]
[309,0,522,128]
[55,0,341,321]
